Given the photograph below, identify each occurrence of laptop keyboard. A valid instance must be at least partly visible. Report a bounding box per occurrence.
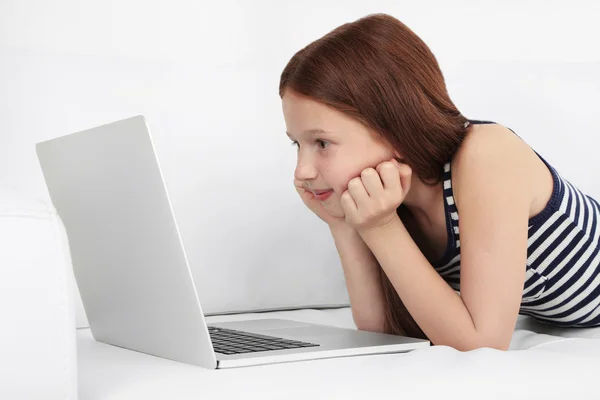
[208,326,320,355]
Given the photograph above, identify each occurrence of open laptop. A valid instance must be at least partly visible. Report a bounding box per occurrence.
[35,115,429,369]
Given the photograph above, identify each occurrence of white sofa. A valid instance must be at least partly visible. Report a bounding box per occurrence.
[0,186,77,400]
[5,185,600,400]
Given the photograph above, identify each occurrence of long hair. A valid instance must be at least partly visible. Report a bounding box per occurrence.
[279,13,469,340]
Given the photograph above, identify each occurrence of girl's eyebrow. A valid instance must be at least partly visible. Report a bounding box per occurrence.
[286,129,329,139]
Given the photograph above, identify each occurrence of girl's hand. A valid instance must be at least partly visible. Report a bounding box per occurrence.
[341,158,412,233]
[294,179,347,227]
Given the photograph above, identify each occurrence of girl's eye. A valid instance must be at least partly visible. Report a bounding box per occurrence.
[317,139,329,149]
[290,140,330,150]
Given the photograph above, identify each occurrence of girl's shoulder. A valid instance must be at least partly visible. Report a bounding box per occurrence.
[450,122,554,219]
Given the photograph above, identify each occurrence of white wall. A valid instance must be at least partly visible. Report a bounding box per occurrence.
[1,0,599,328]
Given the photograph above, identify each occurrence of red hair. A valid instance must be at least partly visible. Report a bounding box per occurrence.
[279,13,469,340]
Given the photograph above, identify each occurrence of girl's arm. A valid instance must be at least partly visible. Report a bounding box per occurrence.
[330,222,387,332]
[359,125,532,350]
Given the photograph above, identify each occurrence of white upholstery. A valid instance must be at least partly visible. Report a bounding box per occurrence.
[77,307,600,399]
[0,186,77,400]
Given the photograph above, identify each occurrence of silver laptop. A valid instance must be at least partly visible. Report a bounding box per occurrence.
[35,115,429,369]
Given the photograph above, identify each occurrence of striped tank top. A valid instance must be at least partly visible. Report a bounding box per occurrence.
[433,120,600,327]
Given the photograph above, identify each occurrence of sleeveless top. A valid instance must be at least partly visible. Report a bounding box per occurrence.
[432,119,600,327]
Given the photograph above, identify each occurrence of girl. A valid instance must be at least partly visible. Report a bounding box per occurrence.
[279,13,600,351]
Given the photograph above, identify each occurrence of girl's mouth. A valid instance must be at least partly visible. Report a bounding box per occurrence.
[314,189,334,201]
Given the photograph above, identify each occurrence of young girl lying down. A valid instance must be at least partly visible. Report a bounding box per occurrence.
[279,13,600,351]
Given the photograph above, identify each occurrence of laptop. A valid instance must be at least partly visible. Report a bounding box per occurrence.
[35,115,430,369]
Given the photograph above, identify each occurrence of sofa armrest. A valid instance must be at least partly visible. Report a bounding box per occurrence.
[0,186,77,399]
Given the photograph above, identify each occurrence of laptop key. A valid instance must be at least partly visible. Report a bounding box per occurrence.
[279,344,302,349]
[248,347,270,352]
[262,345,285,350]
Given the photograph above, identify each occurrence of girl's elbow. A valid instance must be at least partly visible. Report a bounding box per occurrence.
[353,316,385,333]
[455,335,511,352]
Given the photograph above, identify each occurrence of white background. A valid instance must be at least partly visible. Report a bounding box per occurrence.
[1,0,599,328]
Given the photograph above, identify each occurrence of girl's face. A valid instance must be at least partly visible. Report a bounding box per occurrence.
[282,90,398,218]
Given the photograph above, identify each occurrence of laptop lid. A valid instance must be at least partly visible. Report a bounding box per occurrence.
[36,115,217,368]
